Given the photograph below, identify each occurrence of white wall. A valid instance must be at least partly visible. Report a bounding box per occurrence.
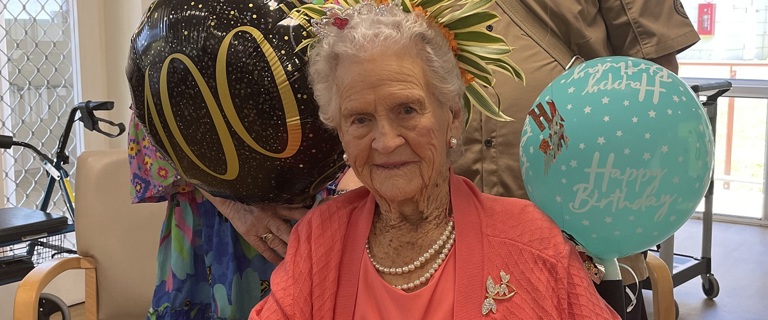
[77,0,152,151]
[679,0,768,60]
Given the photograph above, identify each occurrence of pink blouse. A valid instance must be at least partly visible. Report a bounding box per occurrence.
[250,174,620,319]
[353,249,456,319]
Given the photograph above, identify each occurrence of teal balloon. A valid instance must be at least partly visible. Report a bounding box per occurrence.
[520,56,714,259]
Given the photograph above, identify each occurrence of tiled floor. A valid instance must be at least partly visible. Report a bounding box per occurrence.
[658,219,768,320]
[55,219,768,320]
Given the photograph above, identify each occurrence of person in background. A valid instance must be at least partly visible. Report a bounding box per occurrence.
[452,1,699,318]
[230,1,620,318]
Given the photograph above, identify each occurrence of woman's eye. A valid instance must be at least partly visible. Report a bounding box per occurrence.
[352,116,369,125]
[402,106,416,115]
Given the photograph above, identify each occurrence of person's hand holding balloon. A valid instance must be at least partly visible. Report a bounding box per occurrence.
[126,0,348,264]
[200,190,307,264]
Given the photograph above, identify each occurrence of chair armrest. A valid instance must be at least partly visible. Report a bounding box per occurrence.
[14,256,96,320]
[646,253,675,320]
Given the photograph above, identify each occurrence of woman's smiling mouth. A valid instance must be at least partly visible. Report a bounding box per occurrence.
[374,161,413,170]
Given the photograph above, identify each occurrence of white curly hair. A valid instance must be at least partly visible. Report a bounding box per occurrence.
[307,6,465,129]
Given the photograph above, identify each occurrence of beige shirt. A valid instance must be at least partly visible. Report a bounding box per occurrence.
[455,0,701,200]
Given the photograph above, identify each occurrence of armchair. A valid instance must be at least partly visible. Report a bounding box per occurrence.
[646,253,676,319]
[14,149,166,319]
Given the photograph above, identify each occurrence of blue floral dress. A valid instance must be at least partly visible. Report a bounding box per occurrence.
[129,115,337,320]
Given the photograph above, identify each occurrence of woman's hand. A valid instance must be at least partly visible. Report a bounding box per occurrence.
[200,190,308,264]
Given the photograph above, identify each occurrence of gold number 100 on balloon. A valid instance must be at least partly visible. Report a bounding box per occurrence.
[143,26,303,181]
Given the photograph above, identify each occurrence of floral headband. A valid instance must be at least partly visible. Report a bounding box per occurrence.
[292,0,525,124]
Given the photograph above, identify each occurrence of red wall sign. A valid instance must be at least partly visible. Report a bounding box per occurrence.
[698,3,716,36]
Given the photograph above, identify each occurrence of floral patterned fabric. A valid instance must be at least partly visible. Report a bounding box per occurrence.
[129,114,337,320]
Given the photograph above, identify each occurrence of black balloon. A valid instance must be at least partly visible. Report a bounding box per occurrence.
[126,0,345,205]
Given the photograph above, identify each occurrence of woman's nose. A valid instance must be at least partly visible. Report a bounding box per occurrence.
[371,121,404,153]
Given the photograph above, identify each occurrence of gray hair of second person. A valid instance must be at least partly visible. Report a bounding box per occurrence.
[307,6,465,129]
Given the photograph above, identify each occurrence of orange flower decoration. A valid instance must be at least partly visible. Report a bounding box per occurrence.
[412,6,427,17]
[291,0,523,124]
[435,24,459,55]
[460,69,475,86]
[413,6,464,84]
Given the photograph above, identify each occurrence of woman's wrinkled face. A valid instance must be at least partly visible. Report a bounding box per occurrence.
[334,47,460,202]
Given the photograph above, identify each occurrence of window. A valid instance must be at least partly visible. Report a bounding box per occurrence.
[0,0,78,214]
[679,0,768,223]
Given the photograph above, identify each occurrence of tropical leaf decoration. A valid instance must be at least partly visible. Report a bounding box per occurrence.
[291,0,525,126]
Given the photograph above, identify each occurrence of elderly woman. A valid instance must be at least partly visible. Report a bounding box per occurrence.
[236,1,620,319]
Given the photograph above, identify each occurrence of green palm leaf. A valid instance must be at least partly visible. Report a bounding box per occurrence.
[466,82,513,121]
[486,56,525,84]
[459,0,495,13]
[461,45,512,58]
[457,52,494,87]
[462,49,524,83]
[415,0,451,11]
[442,0,494,22]
[443,11,498,30]
[401,0,415,12]
[454,30,506,45]
[427,4,455,19]
[462,92,473,127]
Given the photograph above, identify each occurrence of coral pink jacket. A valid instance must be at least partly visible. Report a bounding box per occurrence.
[250,174,619,319]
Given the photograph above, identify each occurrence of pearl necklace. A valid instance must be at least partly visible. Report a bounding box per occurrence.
[366,222,456,291]
[366,221,454,275]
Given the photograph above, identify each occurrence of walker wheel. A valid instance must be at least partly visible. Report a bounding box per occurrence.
[674,299,679,319]
[38,293,71,320]
[701,274,720,299]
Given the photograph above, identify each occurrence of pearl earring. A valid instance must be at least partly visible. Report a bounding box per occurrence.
[449,137,458,149]
[342,153,349,162]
